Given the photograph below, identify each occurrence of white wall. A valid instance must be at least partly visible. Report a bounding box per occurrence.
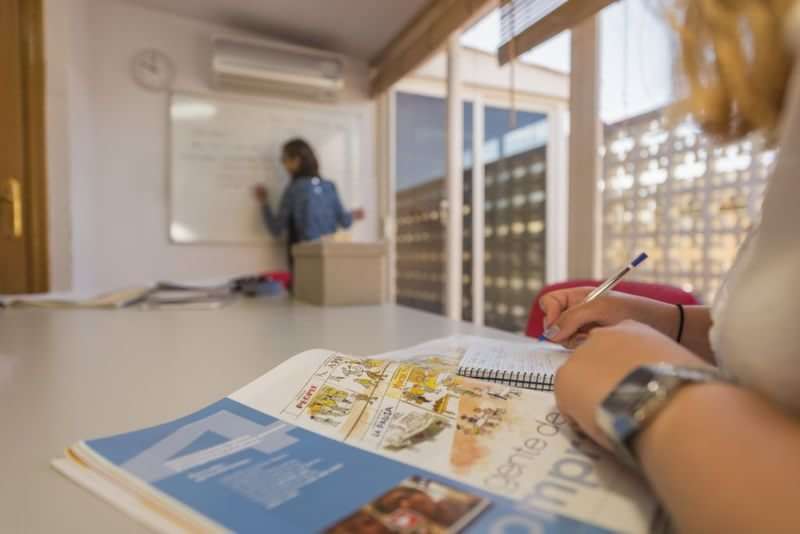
[44,0,91,291]
[44,0,377,293]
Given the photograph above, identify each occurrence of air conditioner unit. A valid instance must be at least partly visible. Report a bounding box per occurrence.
[211,36,344,101]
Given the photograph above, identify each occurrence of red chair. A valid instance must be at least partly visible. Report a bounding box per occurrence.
[525,279,700,339]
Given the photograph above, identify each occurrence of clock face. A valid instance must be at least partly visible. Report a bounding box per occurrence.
[132,49,176,92]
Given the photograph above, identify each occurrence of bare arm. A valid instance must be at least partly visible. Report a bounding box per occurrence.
[677,305,714,363]
[555,321,800,534]
[541,289,717,362]
[636,383,800,533]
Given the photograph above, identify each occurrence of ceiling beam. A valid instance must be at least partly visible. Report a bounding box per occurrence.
[369,0,496,97]
[497,0,616,65]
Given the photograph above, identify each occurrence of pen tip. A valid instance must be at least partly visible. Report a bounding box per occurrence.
[537,335,549,342]
[632,252,648,267]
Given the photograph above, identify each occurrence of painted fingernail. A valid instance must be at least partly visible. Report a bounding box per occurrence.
[541,325,560,340]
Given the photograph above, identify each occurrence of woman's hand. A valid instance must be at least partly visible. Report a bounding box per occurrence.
[554,320,708,449]
[253,185,268,203]
[539,288,679,348]
[351,208,365,221]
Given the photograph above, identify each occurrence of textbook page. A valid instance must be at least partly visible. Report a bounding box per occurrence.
[229,338,656,533]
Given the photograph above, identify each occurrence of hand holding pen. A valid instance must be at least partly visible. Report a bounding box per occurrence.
[539,253,651,346]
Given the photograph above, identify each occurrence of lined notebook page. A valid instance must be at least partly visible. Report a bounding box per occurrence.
[457,340,570,391]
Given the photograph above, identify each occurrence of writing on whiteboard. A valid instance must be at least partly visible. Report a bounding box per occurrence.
[169,92,363,244]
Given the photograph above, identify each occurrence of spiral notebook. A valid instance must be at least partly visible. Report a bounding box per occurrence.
[456,340,569,391]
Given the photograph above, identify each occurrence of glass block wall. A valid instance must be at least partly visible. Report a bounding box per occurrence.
[395,179,446,314]
[476,145,547,332]
[462,169,474,322]
[394,92,472,316]
[397,143,547,333]
[602,109,775,303]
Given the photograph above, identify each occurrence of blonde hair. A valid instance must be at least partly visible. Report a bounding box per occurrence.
[670,0,796,142]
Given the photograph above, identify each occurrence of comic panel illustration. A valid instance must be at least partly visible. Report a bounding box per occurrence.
[322,356,393,395]
[448,378,535,479]
[282,355,397,440]
[370,376,531,474]
[386,364,461,419]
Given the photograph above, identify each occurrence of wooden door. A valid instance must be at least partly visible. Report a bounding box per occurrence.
[0,0,48,294]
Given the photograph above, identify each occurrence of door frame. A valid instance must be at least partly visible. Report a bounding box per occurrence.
[12,0,49,292]
[380,77,569,321]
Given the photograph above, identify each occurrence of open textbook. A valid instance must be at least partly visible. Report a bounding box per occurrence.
[53,336,665,533]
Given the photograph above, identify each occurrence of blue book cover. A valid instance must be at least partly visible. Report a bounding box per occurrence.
[80,397,614,533]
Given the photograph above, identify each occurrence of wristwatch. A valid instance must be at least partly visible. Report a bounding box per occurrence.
[596,363,727,469]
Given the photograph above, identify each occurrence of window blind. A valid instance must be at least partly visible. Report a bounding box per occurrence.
[498,0,617,64]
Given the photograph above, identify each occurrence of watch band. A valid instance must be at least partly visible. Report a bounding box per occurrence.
[596,363,727,469]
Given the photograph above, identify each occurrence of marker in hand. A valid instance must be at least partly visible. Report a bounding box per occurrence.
[538,252,649,342]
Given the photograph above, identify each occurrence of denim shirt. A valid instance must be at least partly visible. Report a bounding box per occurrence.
[261,176,352,242]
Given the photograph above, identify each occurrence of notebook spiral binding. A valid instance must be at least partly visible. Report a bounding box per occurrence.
[457,366,555,392]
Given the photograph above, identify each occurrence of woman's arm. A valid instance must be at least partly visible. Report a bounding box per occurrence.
[636,383,800,533]
[555,320,800,533]
[678,305,715,363]
[541,288,717,363]
[328,183,353,229]
[261,188,292,237]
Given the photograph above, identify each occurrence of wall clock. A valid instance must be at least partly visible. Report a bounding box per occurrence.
[131,48,176,92]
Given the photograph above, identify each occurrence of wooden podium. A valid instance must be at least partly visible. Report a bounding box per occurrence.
[292,241,387,306]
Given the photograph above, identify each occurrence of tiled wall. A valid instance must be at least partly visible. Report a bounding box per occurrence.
[397,145,547,333]
[602,110,774,302]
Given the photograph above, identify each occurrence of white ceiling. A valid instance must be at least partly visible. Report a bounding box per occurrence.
[122,0,432,61]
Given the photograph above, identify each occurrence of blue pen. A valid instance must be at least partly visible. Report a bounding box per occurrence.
[538,252,648,341]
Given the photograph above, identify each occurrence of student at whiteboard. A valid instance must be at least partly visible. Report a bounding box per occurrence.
[253,138,364,272]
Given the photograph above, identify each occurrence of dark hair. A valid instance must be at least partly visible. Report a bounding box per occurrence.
[282,138,319,178]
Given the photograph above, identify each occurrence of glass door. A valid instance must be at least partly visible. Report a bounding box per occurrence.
[463,105,551,332]
[393,91,473,315]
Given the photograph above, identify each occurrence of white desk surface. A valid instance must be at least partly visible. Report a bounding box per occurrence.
[0,298,522,533]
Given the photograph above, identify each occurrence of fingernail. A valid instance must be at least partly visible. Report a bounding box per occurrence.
[541,325,560,340]
[539,299,546,311]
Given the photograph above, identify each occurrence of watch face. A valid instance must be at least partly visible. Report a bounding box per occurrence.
[605,366,659,415]
[596,366,664,443]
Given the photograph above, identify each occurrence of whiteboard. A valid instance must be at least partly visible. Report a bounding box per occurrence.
[169,92,362,244]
